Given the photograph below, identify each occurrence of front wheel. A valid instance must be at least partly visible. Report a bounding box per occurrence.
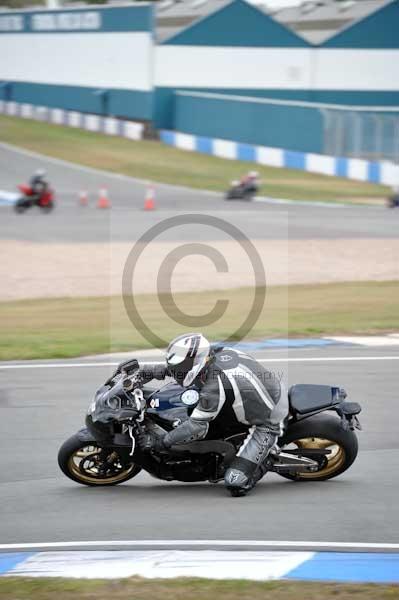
[278,414,358,481]
[57,433,141,486]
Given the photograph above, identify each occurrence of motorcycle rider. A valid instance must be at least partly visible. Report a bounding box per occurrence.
[29,169,49,204]
[125,333,288,497]
[243,171,259,192]
[388,185,399,208]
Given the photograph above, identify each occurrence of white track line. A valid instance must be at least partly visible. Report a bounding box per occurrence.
[0,540,398,552]
[0,141,219,199]
[0,141,365,208]
[255,196,347,209]
[0,355,398,370]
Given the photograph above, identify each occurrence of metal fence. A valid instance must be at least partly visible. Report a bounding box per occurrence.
[322,108,399,163]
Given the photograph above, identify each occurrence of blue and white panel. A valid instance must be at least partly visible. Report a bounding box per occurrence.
[51,108,65,126]
[20,103,33,119]
[0,100,144,141]
[5,101,18,116]
[34,105,49,121]
[160,130,399,186]
[1,550,399,583]
[68,111,82,128]
[103,117,119,136]
[122,121,144,141]
[84,114,100,132]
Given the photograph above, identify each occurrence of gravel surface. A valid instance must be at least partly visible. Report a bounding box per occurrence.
[1,238,398,300]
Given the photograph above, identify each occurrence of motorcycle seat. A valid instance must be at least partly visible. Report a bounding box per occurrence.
[288,384,340,415]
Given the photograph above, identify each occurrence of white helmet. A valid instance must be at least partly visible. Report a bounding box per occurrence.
[166,333,211,387]
[248,171,258,178]
[35,169,46,178]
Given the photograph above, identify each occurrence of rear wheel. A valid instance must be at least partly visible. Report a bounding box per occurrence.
[14,199,29,213]
[58,433,141,486]
[40,200,54,213]
[278,414,358,481]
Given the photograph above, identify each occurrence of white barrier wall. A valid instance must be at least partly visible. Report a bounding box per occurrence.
[1,33,152,91]
[0,5,154,120]
[313,49,399,91]
[155,46,399,94]
[156,47,313,90]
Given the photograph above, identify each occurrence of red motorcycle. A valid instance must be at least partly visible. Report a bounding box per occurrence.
[14,184,55,214]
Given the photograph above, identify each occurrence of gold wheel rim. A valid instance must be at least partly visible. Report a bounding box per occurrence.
[67,445,134,485]
[284,437,346,479]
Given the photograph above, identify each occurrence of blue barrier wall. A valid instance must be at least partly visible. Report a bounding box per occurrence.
[154,87,399,131]
[0,82,153,121]
[174,92,324,153]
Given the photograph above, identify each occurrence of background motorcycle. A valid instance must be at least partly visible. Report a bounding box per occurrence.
[387,194,399,208]
[14,183,55,214]
[58,360,362,491]
[225,180,258,201]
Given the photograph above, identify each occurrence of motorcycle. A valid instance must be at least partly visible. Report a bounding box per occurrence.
[58,359,362,493]
[225,179,258,201]
[14,183,55,214]
[387,195,399,208]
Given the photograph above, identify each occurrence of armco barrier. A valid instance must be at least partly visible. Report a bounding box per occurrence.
[160,130,399,187]
[0,101,144,141]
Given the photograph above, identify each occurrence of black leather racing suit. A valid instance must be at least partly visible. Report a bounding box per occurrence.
[140,346,288,493]
[29,175,48,203]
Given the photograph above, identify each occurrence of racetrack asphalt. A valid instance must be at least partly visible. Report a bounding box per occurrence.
[1,142,398,243]
[0,345,397,545]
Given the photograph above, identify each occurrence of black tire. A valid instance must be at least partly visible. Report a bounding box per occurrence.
[57,433,141,487]
[277,413,358,481]
[14,200,29,214]
[243,191,254,202]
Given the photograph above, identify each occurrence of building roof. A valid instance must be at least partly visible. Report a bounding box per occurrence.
[155,0,392,45]
[156,0,231,41]
[271,0,390,43]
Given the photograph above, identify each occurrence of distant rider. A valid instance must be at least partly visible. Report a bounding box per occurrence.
[121,333,288,497]
[388,186,399,208]
[240,171,259,193]
[29,169,49,204]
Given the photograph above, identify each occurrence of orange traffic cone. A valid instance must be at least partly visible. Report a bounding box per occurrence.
[97,187,110,209]
[79,190,88,206]
[143,185,155,211]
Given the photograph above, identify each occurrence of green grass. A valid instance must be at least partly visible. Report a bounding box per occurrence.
[0,577,398,600]
[0,115,389,203]
[0,281,397,360]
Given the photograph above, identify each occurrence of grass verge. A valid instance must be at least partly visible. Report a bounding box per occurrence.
[0,115,389,203]
[0,281,397,360]
[0,577,398,600]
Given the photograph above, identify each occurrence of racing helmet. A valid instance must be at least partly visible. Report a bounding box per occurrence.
[248,171,258,178]
[166,333,211,387]
[35,169,46,179]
